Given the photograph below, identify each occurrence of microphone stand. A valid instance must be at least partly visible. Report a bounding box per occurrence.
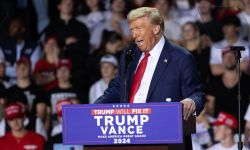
[123,68,128,103]
[123,46,135,103]
[230,46,245,150]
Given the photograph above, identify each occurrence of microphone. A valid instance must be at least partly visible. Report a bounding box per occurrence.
[230,46,245,59]
[230,46,245,51]
[125,43,136,73]
[123,43,136,103]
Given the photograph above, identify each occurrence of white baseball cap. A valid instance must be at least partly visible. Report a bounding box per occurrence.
[100,54,118,67]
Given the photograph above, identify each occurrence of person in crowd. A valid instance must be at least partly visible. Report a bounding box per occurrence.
[0,17,41,83]
[90,0,131,50]
[76,0,108,32]
[244,104,250,147]
[6,93,47,139]
[196,0,223,43]
[44,99,83,149]
[180,22,211,84]
[8,57,46,120]
[154,0,182,43]
[98,31,124,59]
[207,112,249,150]
[238,0,250,41]
[192,99,216,149]
[46,58,81,125]
[206,49,250,130]
[45,0,90,91]
[0,85,7,137]
[0,57,11,88]
[209,15,249,76]
[33,36,61,91]
[7,57,48,137]
[50,99,71,137]
[0,103,45,150]
[89,54,118,103]
[128,0,152,10]
[171,0,199,25]
[216,0,243,21]
[84,31,123,91]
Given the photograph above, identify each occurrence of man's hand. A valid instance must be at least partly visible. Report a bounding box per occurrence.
[180,98,196,121]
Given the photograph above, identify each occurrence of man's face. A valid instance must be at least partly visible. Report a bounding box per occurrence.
[105,40,123,54]
[100,63,116,79]
[199,0,212,14]
[214,125,231,141]
[16,63,30,79]
[182,24,197,41]
[56,66,70,82]
[44,38,59,55]
[223,52,237,70]
[130,16,160,52]
[58,0,74,15]
[86,0,98,8]
[223,25,238,39]
[7,118,24,132]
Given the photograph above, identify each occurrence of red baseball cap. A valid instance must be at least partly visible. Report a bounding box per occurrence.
[44,35,58,44]
[16,57,31,66]
[57,59,72,70]
[56,99,72,117]
[5,103,25,120]
[214,112,238,129]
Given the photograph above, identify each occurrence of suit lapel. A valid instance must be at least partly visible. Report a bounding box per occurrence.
[146,40,172,101]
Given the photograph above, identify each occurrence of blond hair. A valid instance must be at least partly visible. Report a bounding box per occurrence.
[127,7,164,31]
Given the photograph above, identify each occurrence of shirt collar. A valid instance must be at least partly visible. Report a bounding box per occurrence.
[148,36,165,61]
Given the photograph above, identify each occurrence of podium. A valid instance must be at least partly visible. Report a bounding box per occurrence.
[62,103,196,150]
[84,116,195,150]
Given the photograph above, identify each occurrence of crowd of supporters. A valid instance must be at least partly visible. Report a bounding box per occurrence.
[0,0,250,149]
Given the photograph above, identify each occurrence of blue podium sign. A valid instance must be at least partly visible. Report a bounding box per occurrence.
[62,103,183,145]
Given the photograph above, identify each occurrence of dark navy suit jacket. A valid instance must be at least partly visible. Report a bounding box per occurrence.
[95,39,205,115]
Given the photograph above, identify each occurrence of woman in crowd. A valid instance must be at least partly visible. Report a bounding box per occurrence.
[33,36,61,91]
[76,0,108,33]
[179,22,211,84]
[84,31,123,95]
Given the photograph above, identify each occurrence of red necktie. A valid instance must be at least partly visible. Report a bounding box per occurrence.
[129,51,150,103]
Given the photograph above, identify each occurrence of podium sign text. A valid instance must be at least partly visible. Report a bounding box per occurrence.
[62,103,183,145]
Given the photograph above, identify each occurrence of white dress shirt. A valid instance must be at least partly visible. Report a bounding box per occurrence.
[133,36,165,103]
[210,38,249,65]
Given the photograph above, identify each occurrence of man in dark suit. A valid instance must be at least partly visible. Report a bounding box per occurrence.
[96,5,204,124]
[95,7,205,150]
[95,6,205,118]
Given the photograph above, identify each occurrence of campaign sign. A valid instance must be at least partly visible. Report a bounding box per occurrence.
[62,102,183,145]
